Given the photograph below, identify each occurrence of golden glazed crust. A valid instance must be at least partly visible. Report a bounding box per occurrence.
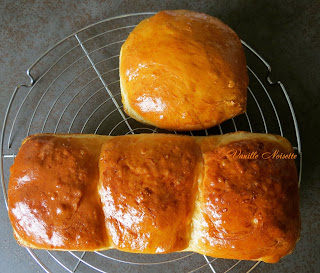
[194,133,300,263]
[8,134,110,251]
[120,10,248,130]
[99,134,201,253]
[8,132,299,263]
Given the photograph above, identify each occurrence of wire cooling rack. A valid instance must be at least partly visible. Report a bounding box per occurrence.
[1,12,302,273]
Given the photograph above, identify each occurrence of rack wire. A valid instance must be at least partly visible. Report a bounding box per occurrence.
[0,12,302,273]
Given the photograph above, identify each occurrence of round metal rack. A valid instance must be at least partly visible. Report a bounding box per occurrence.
[0,12,302,273]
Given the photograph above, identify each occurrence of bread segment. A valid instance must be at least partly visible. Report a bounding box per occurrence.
[8,134,110,251]
[196,133,300,263]
[99,134,201,253]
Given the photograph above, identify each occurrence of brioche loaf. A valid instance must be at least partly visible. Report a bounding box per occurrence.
[120,10,249,130]
[8,132,299,263]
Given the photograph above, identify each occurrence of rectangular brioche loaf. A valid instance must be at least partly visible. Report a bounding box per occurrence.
[8,132,300,263]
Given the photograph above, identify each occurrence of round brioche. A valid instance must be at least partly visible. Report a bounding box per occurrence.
[120,10,249,131]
